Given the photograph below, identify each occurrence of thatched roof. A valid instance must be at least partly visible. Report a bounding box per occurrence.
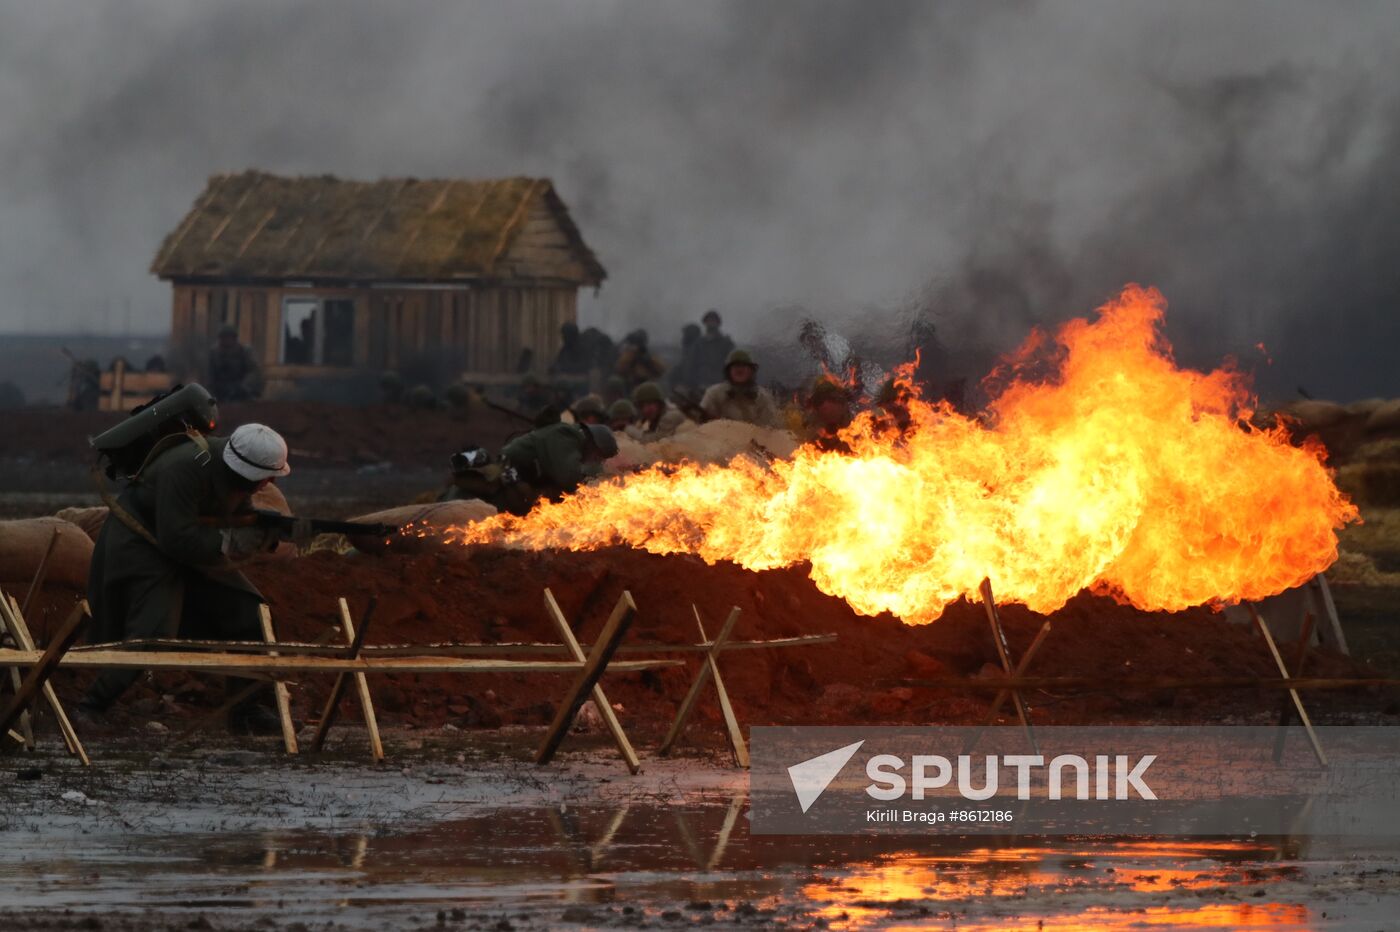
[151,171,605,285]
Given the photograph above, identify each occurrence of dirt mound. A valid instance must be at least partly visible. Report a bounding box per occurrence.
[233,547,1372,733]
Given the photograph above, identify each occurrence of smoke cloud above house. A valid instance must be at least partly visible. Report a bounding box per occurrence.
[0,0,1396,399]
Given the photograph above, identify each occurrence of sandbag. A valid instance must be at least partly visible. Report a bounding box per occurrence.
[0,517,94,588]
[55,506,109,541]
[347,500,498,555]
[614,418,800,468]
[1284,400,1348,433]
[1365,399,1400,435]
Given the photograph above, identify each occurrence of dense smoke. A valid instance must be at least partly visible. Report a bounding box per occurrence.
[0,0,1396,399]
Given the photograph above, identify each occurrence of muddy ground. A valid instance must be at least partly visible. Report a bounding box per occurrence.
[6,730,1400,931]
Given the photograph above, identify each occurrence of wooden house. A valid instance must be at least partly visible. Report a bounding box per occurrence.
[152,170,606,398]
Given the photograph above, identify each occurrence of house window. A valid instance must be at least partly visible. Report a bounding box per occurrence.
[280,297,356,366]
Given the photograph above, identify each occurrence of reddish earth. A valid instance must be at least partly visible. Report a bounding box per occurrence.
[0,400,525,471]
[15,545,1381,741]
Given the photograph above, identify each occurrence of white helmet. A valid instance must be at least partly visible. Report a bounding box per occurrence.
[223,423,291,481]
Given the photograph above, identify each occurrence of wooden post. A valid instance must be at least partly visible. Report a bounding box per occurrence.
[21,527,61,618]
[964,619,1052,756]
[109,357,127,411]
[1307,575,1348,655]
[658,606,741,759]
[336,597,385,763]
[1249,604,1327,768]
[258,604,299,755]
[696,613,748,768]
[0,602,88,739]
[979,578,1038,754]
[2,595,87,765]
[542,589,639,774]
[311,598,378,756]
[537,591,637,766]
[1274,612,1316,763]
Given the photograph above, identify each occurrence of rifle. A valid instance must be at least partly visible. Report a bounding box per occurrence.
[200,509,399,539]
[670,389,711,424]
[482,396,538,425]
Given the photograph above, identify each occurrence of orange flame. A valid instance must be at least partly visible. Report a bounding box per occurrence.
[454,286,1358,624]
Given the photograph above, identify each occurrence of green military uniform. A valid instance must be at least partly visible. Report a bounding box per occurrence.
[501,422,602,496]
[85,436,265,710]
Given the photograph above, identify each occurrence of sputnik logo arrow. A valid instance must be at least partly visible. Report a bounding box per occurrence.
[787,740,865,813]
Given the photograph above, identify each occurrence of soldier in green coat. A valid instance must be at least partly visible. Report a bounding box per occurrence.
[501,421,618,507]
[79,423,300,733]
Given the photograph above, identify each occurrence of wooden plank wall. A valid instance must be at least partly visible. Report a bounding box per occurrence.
[170,282,578,379]
[500,199,590,282]
[370,285,575,375]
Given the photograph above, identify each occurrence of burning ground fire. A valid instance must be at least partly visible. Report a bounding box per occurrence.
[451,285,1358,624]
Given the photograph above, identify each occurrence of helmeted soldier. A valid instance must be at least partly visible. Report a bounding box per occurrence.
[207,324,261,401]
[79,423,304,733]
[699,349,781,428]
[628,381,690,441]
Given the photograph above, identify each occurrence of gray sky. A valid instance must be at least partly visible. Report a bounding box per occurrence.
[1,1,1397,398]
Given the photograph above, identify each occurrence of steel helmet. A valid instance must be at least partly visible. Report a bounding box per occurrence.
[725,349,756,370]
[632,381,665,405]
[608,399,637,421]
[223,423,291,480]
[582,423,619,459]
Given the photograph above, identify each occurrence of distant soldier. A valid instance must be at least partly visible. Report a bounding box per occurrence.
[517,374,554,420]
[549,321,593,376]
[501,421,619,505]
[614,329,666,390]
[804,376,854,453]
[700,349,781,428]
[380,371,405,405]
[570,393,607,426]
[607,399,638,433]
[693,309,736,389]
[69,357,101,411]
[628,381,690,441]
[671,322,704,392]
[208,324,260,402]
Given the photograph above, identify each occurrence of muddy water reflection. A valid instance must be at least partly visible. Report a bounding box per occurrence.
[0,796,1382,928]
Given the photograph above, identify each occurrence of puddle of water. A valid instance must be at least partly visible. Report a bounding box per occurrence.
[5,794,1399,929]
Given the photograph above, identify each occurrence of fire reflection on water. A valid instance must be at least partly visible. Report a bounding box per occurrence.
[803,839,1313,930]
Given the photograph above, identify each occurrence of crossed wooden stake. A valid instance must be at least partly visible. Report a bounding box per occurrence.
[966,577,1050,755]
[0,526,90,765]
[1248,603,1327,768]
[658,605,749,768]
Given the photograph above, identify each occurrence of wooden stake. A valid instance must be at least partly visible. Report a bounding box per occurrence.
[979,578,1037,753]
[0,602,88,739]
[337,597,384,762]
[2,595,87,765]
[258,604,298,755]
[543,589,639,774]
[964,619,1052,755]
[1308,575,1348,655]
[537,591,637,766]
[21,527,61,619]
[697,613,748,768]
[658,606,741,758]
[1274,611,1316,763]
[311,597,377,754]
[1249,604,1327,768]
[0,648,679,677]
